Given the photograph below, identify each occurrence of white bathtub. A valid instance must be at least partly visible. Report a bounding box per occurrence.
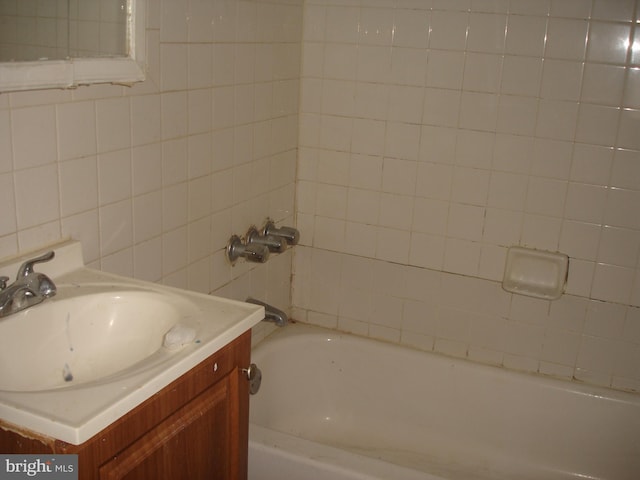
[248,324,640,480]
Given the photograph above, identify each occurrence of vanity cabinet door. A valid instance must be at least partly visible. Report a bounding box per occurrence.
[99,365,248,480]
[99,378,229,479]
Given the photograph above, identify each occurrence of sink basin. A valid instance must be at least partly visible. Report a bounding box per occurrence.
[0,286,199,392]
[0,240,264,444]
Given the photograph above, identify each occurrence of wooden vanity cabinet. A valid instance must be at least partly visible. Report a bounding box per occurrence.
[0,331,251,480]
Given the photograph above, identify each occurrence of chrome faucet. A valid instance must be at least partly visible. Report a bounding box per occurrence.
[246,226,287,253]
[0,251,57,318]
[263,220,300,246]
[246,298,288,327]
[226,235,270,265]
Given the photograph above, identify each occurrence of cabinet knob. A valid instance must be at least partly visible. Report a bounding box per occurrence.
[242,363,262,395]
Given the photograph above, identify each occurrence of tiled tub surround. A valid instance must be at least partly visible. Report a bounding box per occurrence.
[0,0,303,323]
[294,0,640,392]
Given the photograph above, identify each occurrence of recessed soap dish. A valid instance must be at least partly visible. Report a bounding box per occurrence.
[502,246,569,300]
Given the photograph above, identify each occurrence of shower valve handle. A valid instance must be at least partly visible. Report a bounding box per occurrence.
[226,235,270,265]
[246,226,286,253]
[263,220,300,246]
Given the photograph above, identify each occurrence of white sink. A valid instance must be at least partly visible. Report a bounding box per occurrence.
[0,286,199,392]
[0,241,264,445]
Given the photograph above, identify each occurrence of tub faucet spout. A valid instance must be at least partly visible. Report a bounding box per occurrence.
[246,298,288,327]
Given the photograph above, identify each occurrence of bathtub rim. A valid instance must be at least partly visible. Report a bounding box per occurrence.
[251,322,640,403]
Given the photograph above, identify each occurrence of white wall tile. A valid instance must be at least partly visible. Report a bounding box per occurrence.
[187,0,214,42]
[14,164,60,229]
[463,53,502,92]
[521,214,561,250]
[570,144,613,185]
[549,0,592,19]
[426,50,465,89]
[483,208,522,244]
[429,10,469,50]
[423,88,461,127]
[559,220,601,260]
[587,22,632,64]
[57,101,96,161]
[12,106,57,168]
[598,226,640,268]
[504,14,546,57]
[99,199,132,256]
[130,95,162,146]
[385,122,421,160]
[133,191,162,243]
[466,12,506,53]
[382,158,417,194]
[409,232,446,269]
[540,60,583,102]
[95,97,131,153]
[544,17,588,60]
[535,100,579,141]
[487,171,528,209]
[443,237,481,275]
[501,56,542,96]
[525,177,566,217]
[458,92,499,131]
[604,187,640,230]
[591,263,635,304]
[356,45,392,83]
[412,197,448,234]
[451,166,490,205]
[379,193,413,230]
[98,149,131,205]
[0,174,17,236]
[611,148,640,189]
[617,108,640,150]
[415,162,452,200]
[447,203,484,241]
[359,7,394,46]
[160,43,188,91]
[376,227,410,263]
[419,126,457,164]
[576,104,620,146]
[393,9,429,48]
[161,91,188,139]
[496,96,538,136]
[59,156,98,217]
[582,64,625,106]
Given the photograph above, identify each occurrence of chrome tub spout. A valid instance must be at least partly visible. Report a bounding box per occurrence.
[246,298,288,327]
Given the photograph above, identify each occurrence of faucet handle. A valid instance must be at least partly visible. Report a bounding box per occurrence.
[17,251,55,278]
[227,235,270,265]
[263,220,300,246]
[246,226,287,253]
[0,276,9,290]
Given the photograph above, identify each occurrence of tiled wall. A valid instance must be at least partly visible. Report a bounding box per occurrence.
[0,0,303,343]
[293,0,640,392]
